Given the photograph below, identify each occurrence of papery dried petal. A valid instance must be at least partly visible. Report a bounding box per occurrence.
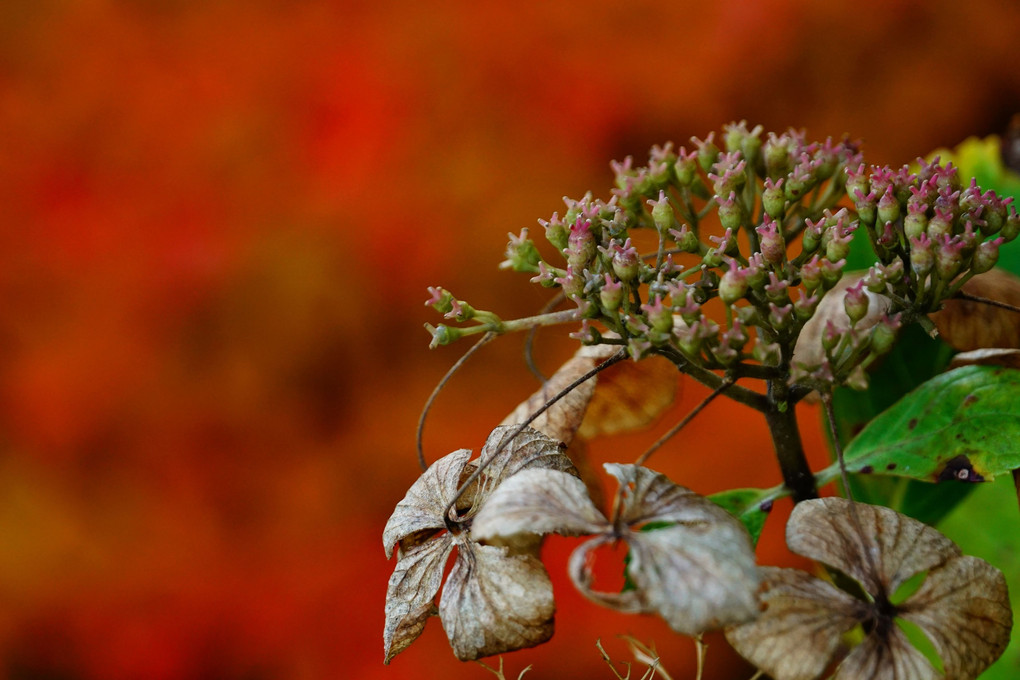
[726,566,867,680]
[931,268,1020,351]
[383,448,473,556]
[898,555,1012,680]
[383,538,454,663]
[832,626,939,680]
[786,497,959,596]
[440,542,555,661]
[470,426,575,505]
[471,467,607,541]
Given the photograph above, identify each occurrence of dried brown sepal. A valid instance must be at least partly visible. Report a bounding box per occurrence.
[473,463,761,635]
[726,497,1012,680]
[932,268,1020,351]
[382,426,577,663]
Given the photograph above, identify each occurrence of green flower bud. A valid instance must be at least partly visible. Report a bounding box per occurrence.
[971,238,1003,274]
[719,263,748,304]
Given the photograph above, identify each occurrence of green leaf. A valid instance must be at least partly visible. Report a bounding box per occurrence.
[821,366,1020,487]
[828,323,969,524]
[937,475,1020,679]
[708,487,778,546]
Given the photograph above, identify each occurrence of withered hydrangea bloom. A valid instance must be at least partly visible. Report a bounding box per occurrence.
[382,426,576,663]
[726,497,1012,680]
[472,463,761,635]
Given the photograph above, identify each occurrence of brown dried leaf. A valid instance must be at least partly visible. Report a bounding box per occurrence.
[725,566,868,680]
[932,268,1020,351]
[898,555,1012,680]
[948,347,1020,369]
[383,448,473,558]
[440,542,555,661]
[501,345,678,444]
[382,426,576,663]
[500,352,600,447]
[577,352,678,439]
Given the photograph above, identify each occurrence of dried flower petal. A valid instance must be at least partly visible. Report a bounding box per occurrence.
[383,427,577,663]
[440,543,555,661]
[726,498,1012,680]
[474,463,760,635]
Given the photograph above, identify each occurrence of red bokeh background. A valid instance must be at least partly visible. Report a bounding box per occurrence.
[0,1,1017,678]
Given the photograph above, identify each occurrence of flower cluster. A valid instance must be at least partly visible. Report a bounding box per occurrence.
[431,123,1019,394]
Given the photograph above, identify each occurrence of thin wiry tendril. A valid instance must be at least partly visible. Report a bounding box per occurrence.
[416,332,497,471]
[442,349,628,525]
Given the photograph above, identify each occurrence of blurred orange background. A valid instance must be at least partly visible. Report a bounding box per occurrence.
[0,1,1018,678]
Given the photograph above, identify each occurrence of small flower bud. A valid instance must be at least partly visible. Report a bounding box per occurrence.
[755,217,786,266]
[718,192,744,230]
[819,258,845,288]
[927,207,953,240]
[649,191,674,232]
[425,323,462,349]
[762,177,786,218]
[1002,210,1020,242]
[425,286,454,314]
[853,190,877,227]
[692,133,719,171]
[845,164,870,203]
[793,292,820,321]
[642,297,674,333]
[802,218,824,254]
[539,213,569,251]
[971,237,1003,274]
[554,265,584,299]
[800,255,823,290]
[909,234,934,278]
[869,315,900,354]
[599,274,624,311]
[674,147,698,186]
[903,201,928,240]
[719,261,749,304]
[769,303,794,330]
[669,225,700,253]
[843,280,869,324]
[821,321,842,353]
[934,235,965,280]
[607,238,641,282]
[877,186,901,224]
[752,340,782,366]
[765,271,790,303]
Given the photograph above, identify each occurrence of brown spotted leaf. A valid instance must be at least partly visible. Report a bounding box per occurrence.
[932,268,1020,351]
[382,426,576,663]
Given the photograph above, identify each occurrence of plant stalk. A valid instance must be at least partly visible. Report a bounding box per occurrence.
[765,379,818,503]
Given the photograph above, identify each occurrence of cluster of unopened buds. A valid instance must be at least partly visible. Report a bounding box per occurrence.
[427,122,1019,394]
